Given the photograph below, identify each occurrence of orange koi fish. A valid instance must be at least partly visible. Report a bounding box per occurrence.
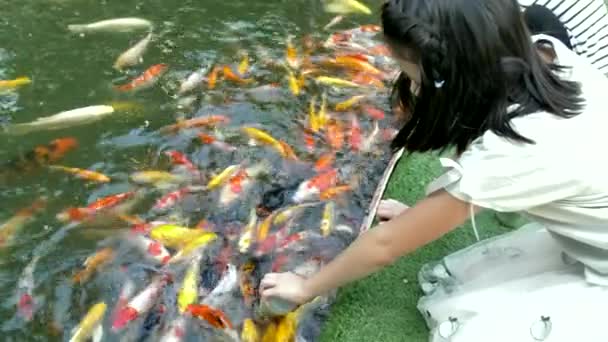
[115,63,168,92]
[222,65,253,84]
[186,304,233,329]
[48,165,110,183]
[314,153,335,172]
[57,191,135,222]
[278,141,299,161]
[198,133,237,152]
[161,115,230,134]
[229,169,249,194]
[326,120,344,150]
[208,66,220,89]
[363,105,385,120]
[320,185,352,200]
[293,169,338,203]
[335,55,382,75]
[351,72,386,88]
[304,132,315,153]
[10,137,79,172]
[360,24,381,32]
[0,198,47,247]
[164,150,197,172]
[72,247,115,284]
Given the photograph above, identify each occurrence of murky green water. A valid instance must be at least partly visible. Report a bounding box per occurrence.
[0,0,395,341]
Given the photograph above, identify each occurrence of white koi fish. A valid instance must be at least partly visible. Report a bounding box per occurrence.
[114,33,153,70]
[68,18,152,34]
[6,105,115,136]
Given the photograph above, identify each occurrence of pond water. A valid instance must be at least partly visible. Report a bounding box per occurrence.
[0,0,400,340]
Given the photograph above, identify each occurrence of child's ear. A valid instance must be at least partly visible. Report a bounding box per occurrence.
[535,39,557,64]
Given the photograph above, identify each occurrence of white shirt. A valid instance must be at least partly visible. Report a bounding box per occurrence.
[519,0,608,72]
[427,34,608,284]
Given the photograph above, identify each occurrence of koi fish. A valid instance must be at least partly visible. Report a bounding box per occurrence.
[149,224,208,249]
[335,55,382,75]
[219,162,269,206]
[112,276,168,331]
[285,37,300,69]
[187,304,233,329]
[320,185,352,201]
[326,120,344,150]
[242,127,282,149]
[49,165,111,183]
[68,17,152,33]
[111,277,136,325]
[315,76,361,88]
[0,198,47,247]
[69,302,107,342]
[207,66,220,90]
[207,164,240,190]
[72,247,115,284]
[256,213,276,242]
[130,171,185,188]
[323,0,372,14]
[348,114,362,151]
[165,151,198,173]
[178,254,202,313]
[241,318,260,342]
[293,168,338,203]
[6,105,115,136]
[4,137,77,174]
[198,133,237,152]
[318,92,328,127]
[262,321,278,342]
[304,132,315,153]
[153,187,191,212]
[130,234,172,265]
[57,191,135,222]
[238,209,257,254]
[335,94,366,111]
[276,231,316,253]
[161,115,230,134]
[16,256,40,322]
[276,310,297,342]
[256,225,290,256]
[115,63,168,92]
[320,202,335,237]
[361,121,380,152]
[0,76,31,90]
[202,264,238,307]
[308,96,320,133]
[278,141,299,161]
[114,32,153,70]
[287,69,301,96]
[222,65,253,84]
[170,232,218,263]
[159,315,188,342]
[238,53,250,76]
[351,72,386,88]
[274,202,319,225]
[239,262,256,306]
[363,105,385,120]
[324,15,344,31]
[178,67,207,95]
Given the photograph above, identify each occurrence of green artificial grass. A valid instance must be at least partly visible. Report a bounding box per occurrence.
[320,153,513,342]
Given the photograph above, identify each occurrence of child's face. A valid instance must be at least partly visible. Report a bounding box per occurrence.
[388,44,422,96]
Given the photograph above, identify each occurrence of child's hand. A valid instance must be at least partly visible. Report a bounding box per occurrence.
[377,199,409,221]
[260,272,313,305]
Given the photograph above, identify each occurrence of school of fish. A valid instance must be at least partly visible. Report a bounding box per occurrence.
[0,1,407,341]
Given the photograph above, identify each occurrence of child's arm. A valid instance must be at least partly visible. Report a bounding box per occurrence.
[261,190,476,303]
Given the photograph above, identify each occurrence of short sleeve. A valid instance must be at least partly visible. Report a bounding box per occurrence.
[426,131,584,212]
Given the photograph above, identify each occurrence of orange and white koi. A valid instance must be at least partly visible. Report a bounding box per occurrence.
[324,15,344,31]
[293,168,338,203]
[111,277,136,325]
[153,187,191,212]
[16,255,40,322]
[115,63,168,92]
[0,198,47,247]
[57,191,134,222]
[198,133,237,152]
[222,65,253,84]
[303,132,315,153]
[348,114,362,151]
[314,153,335,172]
[363,105,385,120]
[49,165,110,183]
[219,162,269,206]
[161,115,230,134]
[276,231,316,253]
[164,151,198,173]
[256,225,289,256]
[178,67,207,95]
[130,235,172,265]
[112,276,168,331]
[72,247,115,284]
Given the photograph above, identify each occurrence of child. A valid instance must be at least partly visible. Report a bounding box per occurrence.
[261,0,608,340]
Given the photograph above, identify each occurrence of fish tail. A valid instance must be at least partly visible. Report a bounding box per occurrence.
[67,24,88,33]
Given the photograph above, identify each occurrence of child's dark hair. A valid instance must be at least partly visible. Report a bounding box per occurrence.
[382,0,584,154]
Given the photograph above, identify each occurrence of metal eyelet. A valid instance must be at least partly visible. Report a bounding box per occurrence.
[530,316,552,341]
[438,317,460,339]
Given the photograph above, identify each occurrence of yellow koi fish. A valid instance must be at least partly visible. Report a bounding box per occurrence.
[261,321,277,342]
[315,76,361,88]
[335,95,366,111]
[276,310,297,342]
[207,164,240,190]
[238,208,257,253]
[149,224,208,249]
[0,77,31,90]
[172,232,218,261]
[242,127,282,149]
[287,69,301,96]
[323,0,372,15]
[256,213,276,242]
[238,53,250,76]
[320,201,335,237]
[309,96,320,132]
[241,318,260,342]
[318,92,328,127]
[49,165,111,183]
[130,171,185,188]
[69,302,106,342]
[178,254,202,313]
[285,37,300,69]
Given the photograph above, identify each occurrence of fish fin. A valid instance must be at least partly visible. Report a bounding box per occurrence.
[92,324,104,342]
